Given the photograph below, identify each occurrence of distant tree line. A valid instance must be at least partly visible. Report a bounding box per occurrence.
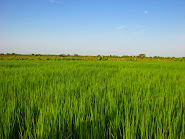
[0,53,185,59]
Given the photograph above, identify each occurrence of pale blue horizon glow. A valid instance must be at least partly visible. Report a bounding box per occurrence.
[0,0,185,57]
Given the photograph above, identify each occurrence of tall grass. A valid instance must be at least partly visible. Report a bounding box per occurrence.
[0,61,184,138]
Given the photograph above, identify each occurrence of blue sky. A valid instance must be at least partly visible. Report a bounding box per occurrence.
[0,0,185,57]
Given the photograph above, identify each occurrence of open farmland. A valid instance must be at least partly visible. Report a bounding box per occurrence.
[0,61,184,138]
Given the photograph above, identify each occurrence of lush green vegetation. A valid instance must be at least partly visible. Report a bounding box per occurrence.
[1,53,185,61]
[0,61,184,138]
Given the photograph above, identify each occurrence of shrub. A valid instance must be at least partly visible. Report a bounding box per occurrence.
[37,57,41,60]
[7,58,14,60]
[59,54,65,57]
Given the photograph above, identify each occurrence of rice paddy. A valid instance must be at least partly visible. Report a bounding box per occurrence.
[0,60,184,138]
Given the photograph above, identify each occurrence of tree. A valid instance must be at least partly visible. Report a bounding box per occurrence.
[74,54,79,57]
[139,54,146,58]
[59,54,65,57]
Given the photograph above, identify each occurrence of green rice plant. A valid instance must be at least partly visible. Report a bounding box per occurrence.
[0,61,184,138]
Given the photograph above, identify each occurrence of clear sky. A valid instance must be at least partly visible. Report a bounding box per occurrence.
[0,0,185,57]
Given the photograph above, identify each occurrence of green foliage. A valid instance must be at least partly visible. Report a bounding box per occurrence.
[20,58,25,60]
[45,58,50,60]
[98,56,102,60]
[97,55,108,61]
[1,55,183,61]
[0,61,184,138]
[37,57,41,60]
[139,54,146,58]
[88,57,92,61]
[7,57,14,60]
[103,57,108,61]
[74,54,79,57]
[59,54,65,57]
[52,58,57,61]
[56,58,62,61]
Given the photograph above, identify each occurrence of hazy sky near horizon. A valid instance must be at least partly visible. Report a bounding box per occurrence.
[0,0,185,57]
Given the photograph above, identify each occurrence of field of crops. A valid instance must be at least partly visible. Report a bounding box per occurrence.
[0,60,184,138]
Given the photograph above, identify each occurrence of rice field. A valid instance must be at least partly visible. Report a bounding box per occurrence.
[0,60,184,138]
